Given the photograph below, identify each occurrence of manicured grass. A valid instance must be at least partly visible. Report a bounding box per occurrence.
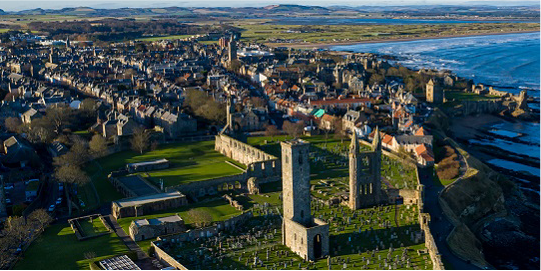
[78,218,110,237]
[445,91,501,101]
[82,140,244,207]
[0,29,11,33]
[14,224,130,270]
[235,22,540,44]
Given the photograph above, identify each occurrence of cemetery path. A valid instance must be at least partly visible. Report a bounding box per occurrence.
[417,166,480,270]
[103,214,157,269]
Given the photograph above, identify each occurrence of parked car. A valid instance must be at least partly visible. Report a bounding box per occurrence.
[55,197,62,205]
[5,198,12,205]
[48,204,55,212]
[79,200,85,208]
[4,183,14,190]
[58,183,64,192]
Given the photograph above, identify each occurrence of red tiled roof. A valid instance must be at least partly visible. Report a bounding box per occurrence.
[309,98,371,106]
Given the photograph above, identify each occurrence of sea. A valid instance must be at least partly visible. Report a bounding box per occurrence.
[332,32,540,96]
[331,32,541,191]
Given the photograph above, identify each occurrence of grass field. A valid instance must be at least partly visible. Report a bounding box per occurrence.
[14,224,129,270]
[78,218,110,237]
[235,22,540,44]
[445,91,501,102]
[81,140,244,209]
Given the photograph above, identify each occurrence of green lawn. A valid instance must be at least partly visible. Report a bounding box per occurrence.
[14,224,130,270]
[444,91,501,101]
[78,218,110,237]
[82,140,244,207]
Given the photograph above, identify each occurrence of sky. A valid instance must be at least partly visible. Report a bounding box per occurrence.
[0,0,537,12]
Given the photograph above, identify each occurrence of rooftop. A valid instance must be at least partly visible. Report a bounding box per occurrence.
[113,191,184,208]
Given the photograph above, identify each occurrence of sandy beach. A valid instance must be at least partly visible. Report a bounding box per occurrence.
[265,30,540,49]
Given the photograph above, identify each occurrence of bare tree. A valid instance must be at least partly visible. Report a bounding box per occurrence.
[187,209,213,228]
[89,134,108,158]
[130,127,150,154]
[250,97,267,108]
[264,125,279,141]
[54,137,89,167]
[283,120,304,139]
[333,117,346,144]
[54,164,90,215]
[4,117,22,133]
[28,209,53,230]
[45,105,73,134]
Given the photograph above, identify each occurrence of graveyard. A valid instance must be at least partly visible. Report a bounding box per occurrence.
[248,135,418,190]
[155,199,433,270]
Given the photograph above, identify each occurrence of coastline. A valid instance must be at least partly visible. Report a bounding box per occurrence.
[264,30,540,49]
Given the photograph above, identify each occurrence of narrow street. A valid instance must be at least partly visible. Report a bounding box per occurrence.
[417,166,480,270]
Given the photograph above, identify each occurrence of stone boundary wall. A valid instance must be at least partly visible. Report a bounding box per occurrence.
[414,166,445,270]
[215,134,278,165]
[151,211,254,269]
[152,242,189,270]
[68,214,112,241]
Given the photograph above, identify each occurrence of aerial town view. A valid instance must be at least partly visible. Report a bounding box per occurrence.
[0,0,538,270]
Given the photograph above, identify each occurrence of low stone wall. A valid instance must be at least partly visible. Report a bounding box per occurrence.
[152,241,189,270]
[68,214,112,241]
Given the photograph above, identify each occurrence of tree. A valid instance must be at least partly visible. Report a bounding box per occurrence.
[89,134,108,158]
[54,164,90,216]
[28,209,53,230]
[265,125,279,141]
[45,105,73,134]
[4,117,22,133]
[130,127,150,154]
[250,97,267,108]
[333,118,346,144]
[187,209,213,228]
[54,137,89,167]
[283,120,304,139]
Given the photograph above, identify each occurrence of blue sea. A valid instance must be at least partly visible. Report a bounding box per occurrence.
[268,17,536,25]
[332,32,541,96]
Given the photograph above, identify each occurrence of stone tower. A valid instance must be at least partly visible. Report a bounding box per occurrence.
[220,95,237,135]
[281,139,329,261]
[228,36,237,64]
[426,79,444,104]
[348,127,382,210]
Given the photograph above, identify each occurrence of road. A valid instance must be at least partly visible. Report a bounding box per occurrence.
[417,166,480,270]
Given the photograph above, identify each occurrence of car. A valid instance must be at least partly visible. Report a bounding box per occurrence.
[48,204,55,212]
[79,200,85,208]
[58,183,64,192]
[4,184,14,190]
[5,198,11,205]
[55,197,62,205]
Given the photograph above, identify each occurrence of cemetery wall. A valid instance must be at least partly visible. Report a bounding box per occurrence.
[152,241,189,270]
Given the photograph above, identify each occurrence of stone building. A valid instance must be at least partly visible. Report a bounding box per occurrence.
[281,139,329,261]
[348,128,383,210]
[111,191,188,219]
[129,215,185,241]
[425,79,444,104]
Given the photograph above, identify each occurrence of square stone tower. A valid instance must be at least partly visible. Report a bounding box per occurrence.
[281,139,329,261]
[426,79,444,104]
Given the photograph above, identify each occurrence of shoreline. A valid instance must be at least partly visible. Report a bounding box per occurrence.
[264,30,539,49]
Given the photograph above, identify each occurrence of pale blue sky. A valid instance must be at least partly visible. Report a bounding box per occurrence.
[0,0,537,11]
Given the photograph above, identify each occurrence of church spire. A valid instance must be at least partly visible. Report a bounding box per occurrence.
[372,126,382,151]
[350,131,359,154]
